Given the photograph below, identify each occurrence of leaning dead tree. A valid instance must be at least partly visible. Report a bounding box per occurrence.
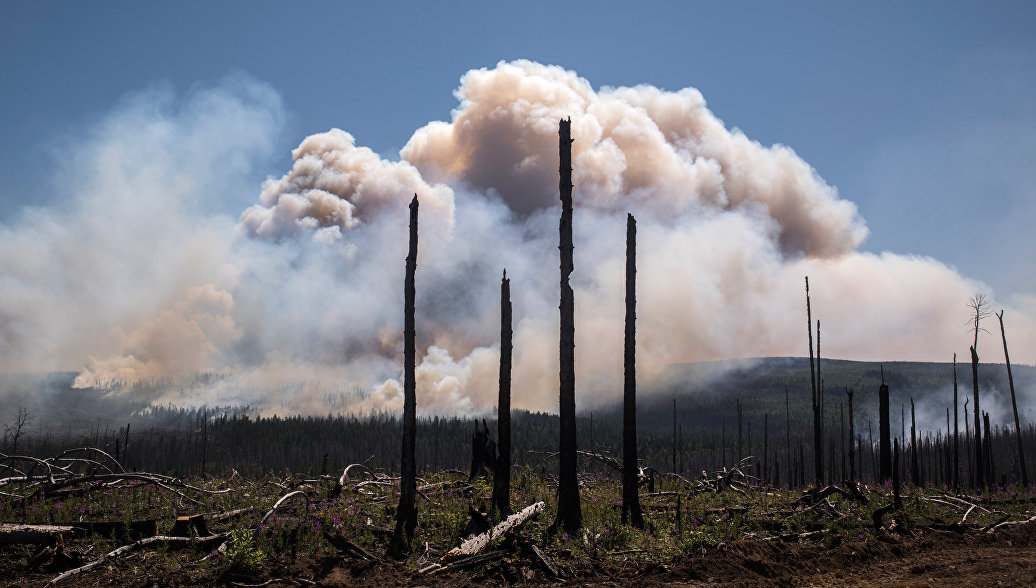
[997,310,1028,487]
[389,194,419,558]
[621,213,644,529]
[554,117,582,534]
[492,270,513,518]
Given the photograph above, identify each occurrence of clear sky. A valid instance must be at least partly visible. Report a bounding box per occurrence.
[2,0,1034,299]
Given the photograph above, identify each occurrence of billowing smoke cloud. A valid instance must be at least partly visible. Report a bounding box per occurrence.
[1,62,1034,420]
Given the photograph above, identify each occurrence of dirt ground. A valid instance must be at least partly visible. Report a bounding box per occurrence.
[6,522,1035,587]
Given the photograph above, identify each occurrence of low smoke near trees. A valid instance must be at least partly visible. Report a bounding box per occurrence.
[0,61,1033,417]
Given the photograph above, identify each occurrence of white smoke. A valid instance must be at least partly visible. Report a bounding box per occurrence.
[1,62,1034,418]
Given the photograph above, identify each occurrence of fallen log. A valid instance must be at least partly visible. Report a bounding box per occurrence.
[422,550,507,575]
[0,523,75,545]
[445,501,544,559]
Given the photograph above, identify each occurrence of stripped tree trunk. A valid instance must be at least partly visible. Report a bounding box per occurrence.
[389,195,419,558]
[621,214,644,528]
[554,118,582,534]
[493,271,512,518]
[997,311,1028,486]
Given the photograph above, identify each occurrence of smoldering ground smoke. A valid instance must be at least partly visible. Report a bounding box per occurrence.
[1,61,1033,418]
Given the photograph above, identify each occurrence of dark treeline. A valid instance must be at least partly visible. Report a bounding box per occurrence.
[4,358,1034,488]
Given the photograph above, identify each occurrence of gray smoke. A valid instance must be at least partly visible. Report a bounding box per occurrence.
[1,62,1033,418]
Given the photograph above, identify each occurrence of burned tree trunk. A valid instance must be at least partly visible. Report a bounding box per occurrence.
[554,117,582,535]
[971,346,984,489]
[389,195,419,558]
[997,311,1028,486]
[763,413,769,484]
[953,354,960,493]
[736,398,743,462]
[493,271,513,518]
[893,438,903,511]
[983,412,994,484]
[910,398,920,486]
[621,213,644,529]
[785,386,791,487]
[806,277,822,486]
[847,388,856,482]
[879,369,892,483]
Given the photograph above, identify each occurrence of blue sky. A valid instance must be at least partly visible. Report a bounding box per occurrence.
[2,0,1034,299]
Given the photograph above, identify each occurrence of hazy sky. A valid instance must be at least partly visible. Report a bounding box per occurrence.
[1,1,1033,297]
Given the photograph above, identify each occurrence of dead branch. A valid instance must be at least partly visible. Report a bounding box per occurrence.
[50,533,227,584]
[255,490,310,533]
[530,543,561,578]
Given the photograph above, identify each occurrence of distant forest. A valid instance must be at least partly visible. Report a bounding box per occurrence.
[3,358,1034,486]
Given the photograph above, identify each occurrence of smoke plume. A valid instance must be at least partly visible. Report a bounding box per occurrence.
[1,62,1033,419]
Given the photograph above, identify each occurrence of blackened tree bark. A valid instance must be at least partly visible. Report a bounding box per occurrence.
[554,118,582,535]
[840,402,846,482]
[953,354,960,493]
[785,386,791,487]
[997,311,1028,486]
[389,195,419,558]
[847,388,856,482]
[893,438,903,510]
[736,398,743,462]
[492,270,513,518]
[621,213,644,529]
[806,277,822,486]
[879,368,892,483]
[910,398,920,485]
[763,413,769,484]
[971,346,984,489]
[983,411,994,484]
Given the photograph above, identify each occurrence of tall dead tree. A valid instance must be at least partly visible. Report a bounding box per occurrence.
[389,194,419,558]
[847,388,856,482]
[953,354,960,492]
[736,398,743,462]
[785,386,791,488]
[879,367,892,482]
[967,293,991,489]
[840,402,846,482]
[997,310,1028,486]
[621,214,644,528]
[493,270,513,518]
[672,398,677,473]
[910,398,920,485]
[763,413,769,484]
[971,346,983,489]
[554,118,582,535]
[806,277,822,485]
